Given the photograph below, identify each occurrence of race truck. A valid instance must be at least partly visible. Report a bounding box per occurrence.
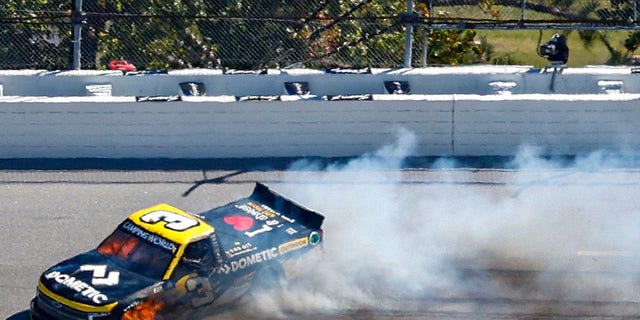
[30,183,324,320]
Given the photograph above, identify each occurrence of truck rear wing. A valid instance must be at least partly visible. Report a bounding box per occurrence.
[250,182,325,230]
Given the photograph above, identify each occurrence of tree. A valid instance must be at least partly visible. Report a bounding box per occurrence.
[295,0,486,68]
[0,0,498,70]
[87,0,488,69]
[0,0,71,69]
[89,0,219,69]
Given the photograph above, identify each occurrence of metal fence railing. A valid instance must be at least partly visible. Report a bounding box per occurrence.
[2,0,640,70]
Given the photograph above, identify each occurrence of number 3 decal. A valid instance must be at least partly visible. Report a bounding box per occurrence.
[185,277,215,307]
[140,210,199,231]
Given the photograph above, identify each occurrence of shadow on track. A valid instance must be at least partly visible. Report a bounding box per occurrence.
[6,310,29,320]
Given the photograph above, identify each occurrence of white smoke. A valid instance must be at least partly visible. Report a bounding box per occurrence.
[248,129,640,316]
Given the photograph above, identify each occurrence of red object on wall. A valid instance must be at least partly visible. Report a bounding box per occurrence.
[109,59,137,71]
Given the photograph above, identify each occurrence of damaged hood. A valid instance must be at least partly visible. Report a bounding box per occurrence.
[39,250,159,308]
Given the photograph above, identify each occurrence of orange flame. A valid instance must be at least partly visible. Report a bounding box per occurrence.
[122,297,164,320]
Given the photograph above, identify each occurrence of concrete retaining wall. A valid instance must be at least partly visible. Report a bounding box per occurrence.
[452,94,640,155]
[1,66,640,158]
[1,93,639,158]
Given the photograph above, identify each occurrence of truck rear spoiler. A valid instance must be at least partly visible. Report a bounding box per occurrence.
[250,182,325,230]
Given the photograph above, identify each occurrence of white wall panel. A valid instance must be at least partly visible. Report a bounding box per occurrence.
[2,67,640,158]
[0,99,453,158]
[453,95,640,155]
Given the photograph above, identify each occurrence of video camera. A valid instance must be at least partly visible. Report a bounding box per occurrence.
[539,33,569,64]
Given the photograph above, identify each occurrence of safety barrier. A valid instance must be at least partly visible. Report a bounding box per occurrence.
[2,66,640,97]
[1,66,639,158]
[1,94,639,158]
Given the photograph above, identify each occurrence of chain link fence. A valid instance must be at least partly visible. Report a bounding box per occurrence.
[2,0,640,70]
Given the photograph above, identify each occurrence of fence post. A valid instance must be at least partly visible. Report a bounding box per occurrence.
[403,0,415,68]
[421,0,433,67]
[421,28,428,67]
[71,0,83,70]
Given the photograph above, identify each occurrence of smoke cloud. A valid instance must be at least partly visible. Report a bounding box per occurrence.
[249,129,640,316]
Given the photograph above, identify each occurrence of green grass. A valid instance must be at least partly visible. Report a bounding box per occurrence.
[429,4,638,67]
[478,30,635,68]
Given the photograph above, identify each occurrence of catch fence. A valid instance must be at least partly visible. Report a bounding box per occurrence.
[2,0,640,70]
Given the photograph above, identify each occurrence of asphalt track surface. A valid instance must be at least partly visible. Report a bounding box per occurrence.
[2,159,640,319]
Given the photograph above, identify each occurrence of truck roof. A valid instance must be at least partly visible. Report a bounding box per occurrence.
[127,203,215,246]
